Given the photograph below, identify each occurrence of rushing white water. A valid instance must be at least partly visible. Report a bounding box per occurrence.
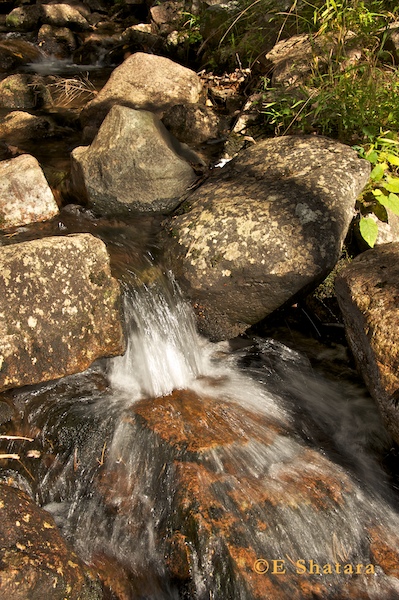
[8,272,399,599]
[108,277,205,398]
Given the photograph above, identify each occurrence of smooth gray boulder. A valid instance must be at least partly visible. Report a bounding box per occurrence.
[80,52,203,128]
[335,243,399,446]
[0,234,124,392]
[0,154,59,230]
[71,105,197,215]
[162,135,370,340]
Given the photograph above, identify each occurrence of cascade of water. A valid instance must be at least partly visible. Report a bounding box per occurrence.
[8,272,399,599]
[108,275,205,398]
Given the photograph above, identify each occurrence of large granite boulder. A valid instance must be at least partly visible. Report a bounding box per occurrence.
[0,234,124,392]
[162,135,370,340]
[0,154,59,229]
[80,52,203,128]
[0,484,102,600]
[71,105,197,215]
[335,242,399,445]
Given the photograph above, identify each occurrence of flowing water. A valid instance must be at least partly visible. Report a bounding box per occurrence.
[3,224,399,599]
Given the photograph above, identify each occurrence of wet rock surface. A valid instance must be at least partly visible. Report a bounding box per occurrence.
[91,388,399,599]
[335,242,399,446]
[0,483,102,600]
[72,105,197,214]
[162,135,370,340]
[0,233,124,392]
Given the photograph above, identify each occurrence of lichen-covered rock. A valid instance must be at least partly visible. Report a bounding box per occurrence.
[162,135,370,340]
[5,5,41,32]
[41,3,90,31]
[71,105,196,214]
[162,103,221,145]
[0,154,59,230]
[0,74,51,111]
[0,484,102,600]
[80,52,203,128]
[0,234,124,392]
[0,111,55,145]
[0,74,38,110]
[335,242,399,445]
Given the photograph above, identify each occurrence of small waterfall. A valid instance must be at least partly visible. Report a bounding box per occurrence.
[108,276,204,398]
[7,272,399,599]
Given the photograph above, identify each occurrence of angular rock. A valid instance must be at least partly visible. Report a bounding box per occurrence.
[162,135,370,340]
[0,484,102,600]
[80,52,203,128]
[0,74,37,110]
[162,103,221,144]
[0,154,59,229]
[0,111,55,145]
[41,3,90,31]
[0,233,124,392]
[71,105,196,214]
[335,242,399,445]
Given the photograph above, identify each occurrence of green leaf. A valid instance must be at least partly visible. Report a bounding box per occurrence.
[384,176,399,193]
[365,150,378,164]
[372,188,383,196]
[359,217,378,248]
[379,192,399,216]
[372,202,388,223]
[370,162,388,181]
[386,153,399,167]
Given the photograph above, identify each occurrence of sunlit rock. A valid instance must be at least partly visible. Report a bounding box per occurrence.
[0,234,124,392]
[80,52,203,128]
[71,105,197,214]
[41,3,90,31]
[0,484,102,600]
[162,135,370,340]
[335,242,399,445]
[0,154,59,230]
[0,111,56,145]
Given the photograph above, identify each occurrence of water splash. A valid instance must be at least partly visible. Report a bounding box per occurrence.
[108,275,204,398]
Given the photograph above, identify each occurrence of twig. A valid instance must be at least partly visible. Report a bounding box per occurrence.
[0,435,34,442]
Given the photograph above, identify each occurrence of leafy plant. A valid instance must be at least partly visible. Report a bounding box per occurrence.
[354,132,399,247]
